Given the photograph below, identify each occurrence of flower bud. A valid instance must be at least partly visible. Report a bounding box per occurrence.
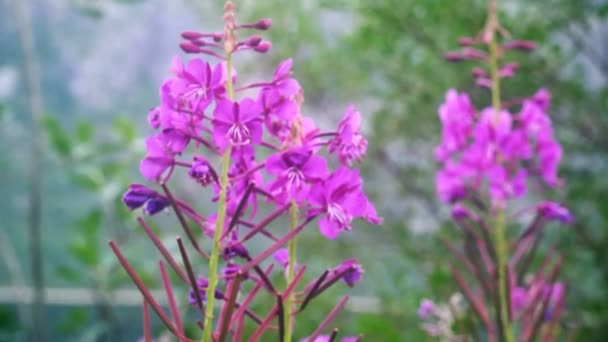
[122,184,157,210]
[181,31,204,40]
[189,156,218,186]
[458,37,475,46]
[445,51,465,62]
[418,299,435,319]
[502,40,537,52]
[245,35,262,47]
[253,41,272,53]
[471,67,487,78]
[538,201,573,224]
[180,42,201,54]
[253,18,272,30]
[143,197,170,215]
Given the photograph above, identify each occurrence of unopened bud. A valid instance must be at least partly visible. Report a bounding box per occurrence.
[498,62,518,78]
[253,18,272,30]
[245,35,262,47]
[502,40,537,52]
[181,31,203,40]
[180,42,201,54]
[471,67,487,78]
[458,37,475,46]
[254,41,272,53]
[445,51,465,62]
[462,47,487,60]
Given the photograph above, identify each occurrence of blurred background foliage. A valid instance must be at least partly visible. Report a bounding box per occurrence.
[0,0,607,340]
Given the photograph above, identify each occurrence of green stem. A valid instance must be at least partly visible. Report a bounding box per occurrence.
[284,201,298,342]
[202,52,234,342]
[489,17,514,342]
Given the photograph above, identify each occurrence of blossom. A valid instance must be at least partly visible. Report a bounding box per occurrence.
[140,133,179,182]
[266,146,328,202]
[328,105,368,166]
[308,167,380,239]
[189,155,218,186]
[212,98,263,149]
[122,184,171,215]
[418,299,435,319]
[170,58,226,113]
[435,90,474,161]
[334,259,363,287]
[537,201,573,223]
[188,277,223,306]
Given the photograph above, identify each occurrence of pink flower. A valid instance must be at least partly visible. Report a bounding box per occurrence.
[212,98,263,149]
[328,105,368,166]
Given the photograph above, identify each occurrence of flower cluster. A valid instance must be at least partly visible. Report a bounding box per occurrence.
[134,47,379,241]
[429,5,572,341]
[435,88,562,207]
[114,2,377,341]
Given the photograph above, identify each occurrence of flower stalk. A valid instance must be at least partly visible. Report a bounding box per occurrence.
[202,42,235,342]
[284,201,299,342]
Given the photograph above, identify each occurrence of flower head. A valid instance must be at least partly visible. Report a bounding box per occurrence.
[328,105,368,166]
[213,98,263,149]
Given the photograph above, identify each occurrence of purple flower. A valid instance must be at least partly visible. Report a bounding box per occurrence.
[122,184,158,210]
[510,287,529,313]
[273,248,289,268]
[537,201,573,223]
[170,58,226,113]
[328,105,368,166]
[188,277,223,306]
[212,98,263,149]
[266,146,328,202]
[418,299,435,319]
[435,89,474,161]
[308,167,380,239]
[299,336,358,342]
[335,259,363,287]
[122,184,170,215]
[189,155,218,186]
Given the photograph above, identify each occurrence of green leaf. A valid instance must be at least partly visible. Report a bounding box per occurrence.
[76,209,103,237]
[112,116,137,143]
[70,167,104,192]
[57,308,89,335]
[42,115,72,157]
[68,237,98,266]
[55,265,82,282]
[75,121,94,143]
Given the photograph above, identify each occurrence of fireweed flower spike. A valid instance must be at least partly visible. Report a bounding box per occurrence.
[110,2,380,342]
[431,1,571,341]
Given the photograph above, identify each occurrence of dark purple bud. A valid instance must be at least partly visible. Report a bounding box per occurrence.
[445,51,465,62]
[471,67,487,78]
[122,184,157,210]
[253,41,272,53]
[476,77,492,88]
[181,31,204,40]
[188,277,223,306]
[180,42,202,54]
[451,203,470,220]
[222,264,249,284]
[458,37,475,46]
[462,47,487,60]
[245,35,262,47]
[143,197,170,215]
[189,156,218,186]
[252,18,272,30]
[418,299,435,319]
[223,242,249,260]
[502,40,537,52]
[337,259,363,288]
[498,62,518,78]
[538,201,573,224]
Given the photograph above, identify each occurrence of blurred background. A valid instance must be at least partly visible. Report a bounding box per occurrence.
[1,0,607,340]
